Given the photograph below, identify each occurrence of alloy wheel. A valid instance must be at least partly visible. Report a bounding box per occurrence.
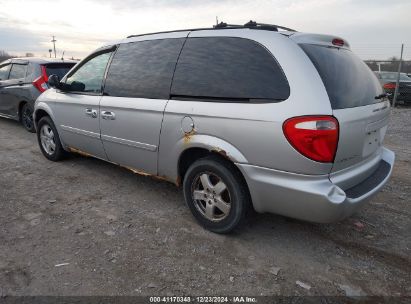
[40,124,56,155]
[191,172,231,222]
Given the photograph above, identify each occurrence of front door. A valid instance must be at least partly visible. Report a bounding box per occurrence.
[53,49,114,159]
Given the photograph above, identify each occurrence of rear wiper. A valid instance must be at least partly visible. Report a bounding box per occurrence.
[375,93,388,100]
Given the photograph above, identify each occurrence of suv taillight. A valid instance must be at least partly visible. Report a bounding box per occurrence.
[32,65,49,93]
[283,116,339,163]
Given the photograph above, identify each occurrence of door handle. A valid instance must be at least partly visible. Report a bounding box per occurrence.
[85,108,98,118]
[101,111,116,120]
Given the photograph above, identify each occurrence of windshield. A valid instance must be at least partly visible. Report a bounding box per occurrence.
[380,72,411,81]
[300,44,383,109]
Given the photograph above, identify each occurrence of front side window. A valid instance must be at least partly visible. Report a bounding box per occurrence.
[0,64,11,80]
[104,38,185,99]
[171,37,290,102]
[9,64,27,80]
[65,51,112,93]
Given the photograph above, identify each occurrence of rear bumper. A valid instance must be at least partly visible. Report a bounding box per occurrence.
[237,147,395,223]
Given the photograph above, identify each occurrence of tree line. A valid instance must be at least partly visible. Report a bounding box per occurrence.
[0,50,35,62]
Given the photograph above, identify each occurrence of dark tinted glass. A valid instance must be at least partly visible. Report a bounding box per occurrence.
[9,64,27,79]
[380,72,411,81]
[104,39,185,99]
[66,52,112,93]
[300,44,383,109]
[45,63,75,79]
[0,64,11,80]
[171,37,290,101]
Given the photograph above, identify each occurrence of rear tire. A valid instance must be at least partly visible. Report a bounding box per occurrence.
[37,116,66,161]
[183,156,250,233]
[21,103,35,133]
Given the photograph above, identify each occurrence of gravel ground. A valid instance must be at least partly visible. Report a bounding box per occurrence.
[0,107,410,298]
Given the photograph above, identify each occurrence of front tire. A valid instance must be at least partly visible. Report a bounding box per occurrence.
[183,156,250,233]
[37,116,66,161]
[21,103,35,133]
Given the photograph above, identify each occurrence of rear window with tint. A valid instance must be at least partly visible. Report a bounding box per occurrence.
[45,64,75,79]
[9,64,27,79]
[171,37,290,102]
[300,44,383,109]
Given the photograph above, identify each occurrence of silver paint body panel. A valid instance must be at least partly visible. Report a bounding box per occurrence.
[34,28,395,223]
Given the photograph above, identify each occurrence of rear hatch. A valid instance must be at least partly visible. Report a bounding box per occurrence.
[298,39,390,175]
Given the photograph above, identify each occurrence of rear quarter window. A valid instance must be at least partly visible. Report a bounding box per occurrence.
[171,37,290,102]
[300,44,383,109]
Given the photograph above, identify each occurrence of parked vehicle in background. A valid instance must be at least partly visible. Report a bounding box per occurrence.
[34,22,394,233]
[374,71,411,104]
[0,58,76,132]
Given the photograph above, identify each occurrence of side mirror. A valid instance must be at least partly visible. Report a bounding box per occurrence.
[47,74,61,89]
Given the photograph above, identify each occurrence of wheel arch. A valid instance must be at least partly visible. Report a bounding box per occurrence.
[18,101,28,121]
[33,103,55,130]
[173,134,249,185]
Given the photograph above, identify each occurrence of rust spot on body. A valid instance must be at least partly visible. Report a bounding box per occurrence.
[211,147,231,160]
[122,166,177,185]
[183,129,196,144]
[68,147,178,186]
[123,166,151,177]
[67,147,93,158]
[176,175,182,187]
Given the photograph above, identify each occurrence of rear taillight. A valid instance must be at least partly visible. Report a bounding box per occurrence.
[332,38,345,47]
[32,65,49,93]
[383,83,396,90]
[283,116,339,163]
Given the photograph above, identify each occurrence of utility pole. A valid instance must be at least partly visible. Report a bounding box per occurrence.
[392,44,404,108]
[51,36,57,58]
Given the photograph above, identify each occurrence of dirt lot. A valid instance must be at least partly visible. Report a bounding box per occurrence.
[0,107,410,298]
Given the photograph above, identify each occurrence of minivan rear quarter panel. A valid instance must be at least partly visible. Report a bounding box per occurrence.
[159,29,335,182]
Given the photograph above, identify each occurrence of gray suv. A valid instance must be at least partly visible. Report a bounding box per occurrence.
[34,22,395,233]
[0,57,76,132]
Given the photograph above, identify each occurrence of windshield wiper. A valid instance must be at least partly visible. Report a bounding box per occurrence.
[375,93,388,100]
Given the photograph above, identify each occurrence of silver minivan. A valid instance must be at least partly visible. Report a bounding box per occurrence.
[34,22,395,233]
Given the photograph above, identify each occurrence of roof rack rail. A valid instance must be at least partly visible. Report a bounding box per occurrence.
[215,20,297,32]
[127,20,296,39]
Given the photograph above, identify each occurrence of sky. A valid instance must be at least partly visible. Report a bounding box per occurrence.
[0,0,410,60]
